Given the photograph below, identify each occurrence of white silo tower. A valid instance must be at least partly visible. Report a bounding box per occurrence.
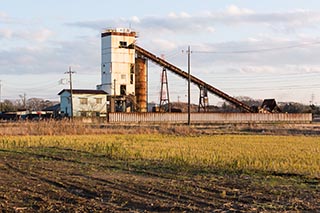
[97,28,137,96]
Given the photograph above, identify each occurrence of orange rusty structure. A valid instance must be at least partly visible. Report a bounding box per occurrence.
[132,44,254,113]
[135,57,148,112]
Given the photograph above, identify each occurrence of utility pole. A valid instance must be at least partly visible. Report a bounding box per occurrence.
[65,67,75,118]
[23,93,26,109]
[0,80,2,112]
[187,46,191,126]
[19,93,26,109]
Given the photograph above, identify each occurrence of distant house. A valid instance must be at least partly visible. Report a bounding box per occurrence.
[260,99,281,113]
[58,89,108,117]
[42,103,61,118]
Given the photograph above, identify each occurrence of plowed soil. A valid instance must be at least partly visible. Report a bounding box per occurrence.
[1,147,319,212]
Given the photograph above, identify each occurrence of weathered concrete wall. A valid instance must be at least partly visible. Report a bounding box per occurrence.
[108,113,312,124]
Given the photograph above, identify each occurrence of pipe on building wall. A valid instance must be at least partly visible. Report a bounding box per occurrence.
[135,57,147,112]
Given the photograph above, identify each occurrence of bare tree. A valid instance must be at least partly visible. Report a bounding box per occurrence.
[1,100,16,112]
[18,93,27,109]
[27,98,57,111]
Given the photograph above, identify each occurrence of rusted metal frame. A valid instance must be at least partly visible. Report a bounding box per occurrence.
[133,45,254,113]
[159,67,171,112]
[198,85,208,112]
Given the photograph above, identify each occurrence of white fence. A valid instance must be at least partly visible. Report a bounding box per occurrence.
[108,113,312,124]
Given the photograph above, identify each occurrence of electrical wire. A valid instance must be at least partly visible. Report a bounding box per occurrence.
[4,82,61,92]
[192,41,320,54]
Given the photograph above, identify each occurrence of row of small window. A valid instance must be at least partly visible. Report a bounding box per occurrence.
[79,98,102,105]
[80,111,101,117]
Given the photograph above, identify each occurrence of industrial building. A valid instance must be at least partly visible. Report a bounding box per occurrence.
[97,28,147,113]
[94,28,252,114]
[57,28,311,123]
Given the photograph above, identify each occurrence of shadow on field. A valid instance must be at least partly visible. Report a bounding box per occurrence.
[1,147,319,212]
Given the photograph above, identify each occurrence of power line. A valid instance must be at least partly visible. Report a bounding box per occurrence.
[4,84,61,93]
[223,83,320,92]
[4,80,60,90]
[0,80,2,112]
[200,73,320,81]
[192,41,320,54]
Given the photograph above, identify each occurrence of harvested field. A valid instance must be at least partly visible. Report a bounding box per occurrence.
[0,131,319,212]
[1,149,319,212]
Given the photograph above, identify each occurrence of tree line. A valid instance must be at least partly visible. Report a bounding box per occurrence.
[1,96,319,114]
[222,96,320,114]
[0,98,58,112]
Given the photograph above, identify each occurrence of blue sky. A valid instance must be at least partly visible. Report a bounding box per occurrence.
[1,0,320,105]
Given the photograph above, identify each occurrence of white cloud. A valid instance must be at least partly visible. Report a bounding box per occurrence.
[226,5,254,16]
[0,12,6,16]
[235,65,283,74]
[33,29,53,42]
[149,39,177,52]
[0,36,99,75]
[0,28,53,42]
[0,29,13,39]
[3,7,320,103]
[70,8,320,37]
[0,11,22,24]
[0,12,8,20]
[131,16,140,24]
[206,27,215,33]
[247,37,260,42]
[168,12,191,19]
[180,12,191,18]
[168,12,178,18]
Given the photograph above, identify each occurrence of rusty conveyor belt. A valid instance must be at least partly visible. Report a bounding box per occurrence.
[133,45,254,112]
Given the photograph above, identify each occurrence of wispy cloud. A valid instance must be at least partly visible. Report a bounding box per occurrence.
[0,28,53,42]
[69,6,320,35]
[33,29,53,42]
[0,11,9,21]
[225,5,255,15]
[0,29,13,39]
[0,36,99,75]
[2,5,320,103]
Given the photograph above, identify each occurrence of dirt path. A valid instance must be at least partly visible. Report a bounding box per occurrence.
[1,148,319,212]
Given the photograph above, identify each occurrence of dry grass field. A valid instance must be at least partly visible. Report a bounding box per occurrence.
[0,121,319,212]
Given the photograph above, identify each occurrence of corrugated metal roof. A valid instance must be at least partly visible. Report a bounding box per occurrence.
[58,89,108,95]
[261,99,281,112]
[42,104,60,111]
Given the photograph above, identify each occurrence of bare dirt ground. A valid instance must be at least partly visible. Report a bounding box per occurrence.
[1,146,319,212]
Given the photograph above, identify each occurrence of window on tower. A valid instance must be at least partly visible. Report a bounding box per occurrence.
[120,85,126,95]
[119,41,127,48]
